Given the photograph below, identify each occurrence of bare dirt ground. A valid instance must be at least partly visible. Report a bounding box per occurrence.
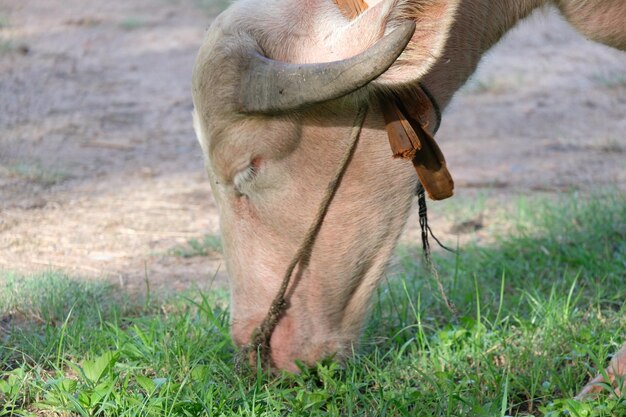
[0,0,624,293]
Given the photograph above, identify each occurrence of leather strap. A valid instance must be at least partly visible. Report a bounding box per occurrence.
[333,0,454,200]
[381,88,454,200]
[332,0,369,19]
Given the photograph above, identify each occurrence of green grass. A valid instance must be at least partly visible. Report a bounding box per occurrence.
[0,39,15,54]
[118,17,146,31]
[194,0,231,15]
[591,71,626,89]
[6,162,71,187]
[167,235,222,259]
[0,15,9,30]
[1,193,625,416]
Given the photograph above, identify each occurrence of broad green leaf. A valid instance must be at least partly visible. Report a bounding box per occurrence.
[91,380,114,405]
[0,379,14,396]
[82,351,119,384]
[58,378,77,393]
[136,375,156,394]
[190,365,209,381]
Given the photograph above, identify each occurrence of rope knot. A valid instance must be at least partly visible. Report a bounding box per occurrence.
[270,297,288,315]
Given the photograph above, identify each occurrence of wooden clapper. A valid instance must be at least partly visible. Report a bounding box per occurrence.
[333,0,454,200]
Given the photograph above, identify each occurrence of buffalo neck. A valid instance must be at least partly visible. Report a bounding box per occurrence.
[421,0,546,110]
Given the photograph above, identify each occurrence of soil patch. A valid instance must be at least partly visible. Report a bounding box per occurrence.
[1,1,624,293]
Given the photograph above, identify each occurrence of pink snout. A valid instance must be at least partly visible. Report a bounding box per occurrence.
[231,314,342,372]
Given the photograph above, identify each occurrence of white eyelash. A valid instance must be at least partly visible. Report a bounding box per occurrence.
[233,165,258,192]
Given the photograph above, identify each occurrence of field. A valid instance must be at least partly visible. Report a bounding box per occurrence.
[1,0,625,416]
[1,195,625,416]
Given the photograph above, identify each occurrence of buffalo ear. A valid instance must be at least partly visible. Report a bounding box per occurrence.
[374,0,461,86]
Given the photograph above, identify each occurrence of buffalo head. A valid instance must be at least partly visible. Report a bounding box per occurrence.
[192,0,459,371]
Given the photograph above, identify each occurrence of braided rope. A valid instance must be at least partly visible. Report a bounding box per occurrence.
[236,105,369,371]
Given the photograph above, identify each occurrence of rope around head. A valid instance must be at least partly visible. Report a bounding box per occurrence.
[235,105,370,371]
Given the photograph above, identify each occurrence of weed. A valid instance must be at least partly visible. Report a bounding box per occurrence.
[591,71,626,88]
[590,137,624,154]
[119,17,145,31]
[7,162,71,187]
[0,15,9,30]
[195,0,231,15]
[0,39,14,53]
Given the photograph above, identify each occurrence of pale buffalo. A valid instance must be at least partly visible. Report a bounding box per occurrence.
[191,0,626,395]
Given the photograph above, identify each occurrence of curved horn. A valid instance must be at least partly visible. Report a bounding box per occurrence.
[239,21,416,114]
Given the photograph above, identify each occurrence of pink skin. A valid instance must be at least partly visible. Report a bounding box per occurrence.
[215,106,418,371]
[575,344,626,399]
[192,0,626,383]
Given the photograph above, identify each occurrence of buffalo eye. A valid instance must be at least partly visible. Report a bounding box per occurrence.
[233,156,262,196]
